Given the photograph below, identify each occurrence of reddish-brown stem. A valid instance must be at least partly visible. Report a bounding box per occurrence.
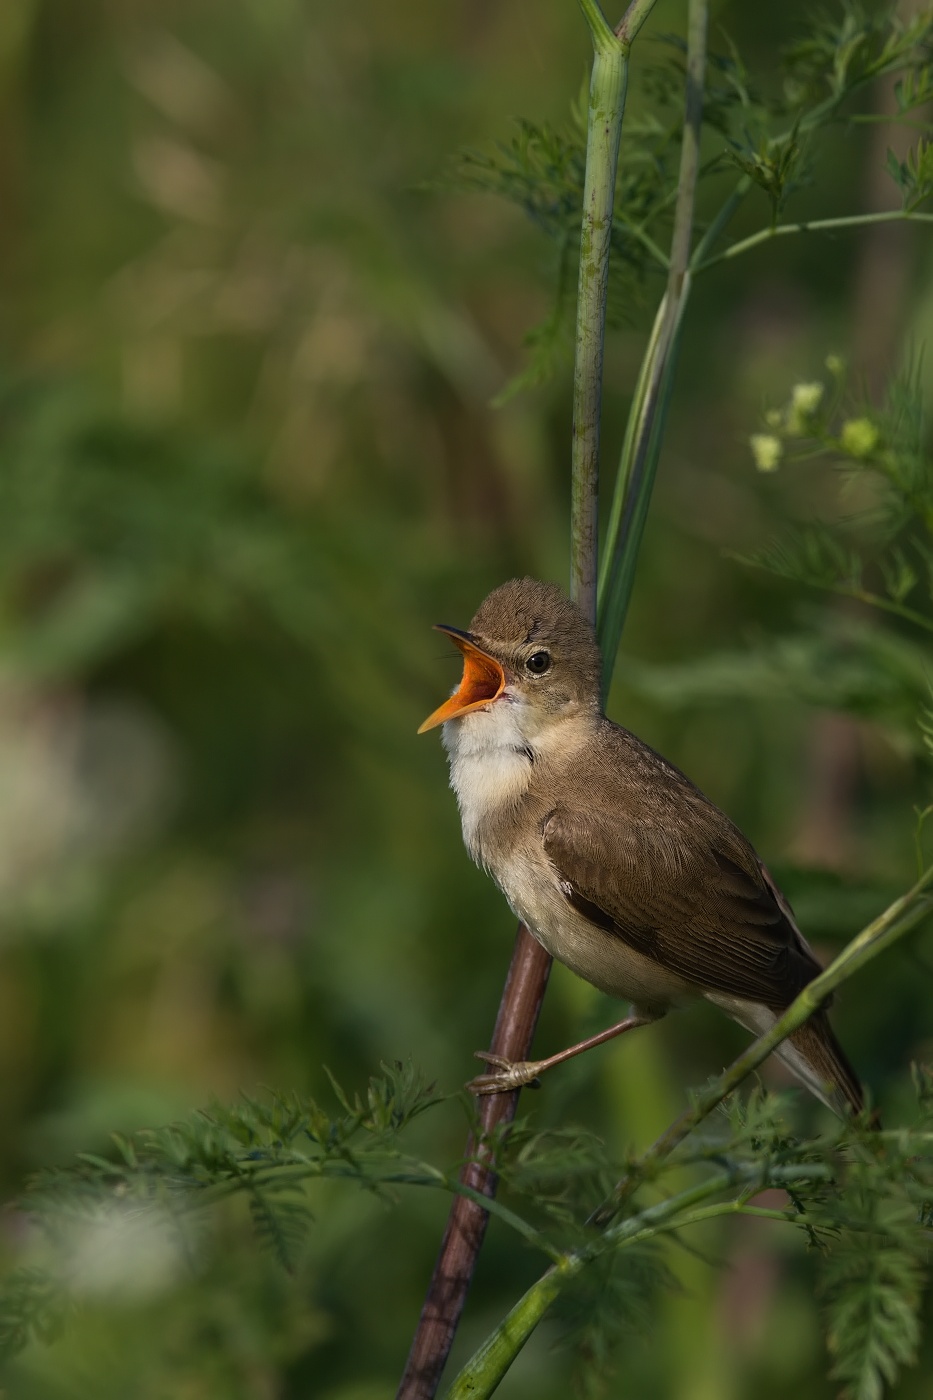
[395,924,552,1400]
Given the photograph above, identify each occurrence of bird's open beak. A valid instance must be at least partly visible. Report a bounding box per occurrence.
[417,625,506,734]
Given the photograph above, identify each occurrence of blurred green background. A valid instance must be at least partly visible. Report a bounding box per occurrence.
[0,0,932,1396]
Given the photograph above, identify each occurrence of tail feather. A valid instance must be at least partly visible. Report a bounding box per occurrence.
[784,1013,864,1117]
[706,992,866,1117]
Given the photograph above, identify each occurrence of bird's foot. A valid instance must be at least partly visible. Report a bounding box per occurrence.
[467,1052,543,1095]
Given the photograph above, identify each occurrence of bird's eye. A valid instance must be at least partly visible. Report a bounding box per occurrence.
[525,650,551,675]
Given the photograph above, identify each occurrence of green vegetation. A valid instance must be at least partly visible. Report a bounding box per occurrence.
[0,2,932,1397]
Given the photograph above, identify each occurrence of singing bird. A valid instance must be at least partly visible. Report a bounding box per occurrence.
[418,577,863,1115]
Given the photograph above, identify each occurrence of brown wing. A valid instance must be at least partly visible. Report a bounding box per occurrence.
[542,803,822,1011]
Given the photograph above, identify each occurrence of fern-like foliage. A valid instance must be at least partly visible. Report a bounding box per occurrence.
[0,1063,445,1360]
[246,1186,313,1276]
[450,119,587,249]
[0,1269,73,1360]
[780,3,932,109]
[820,1190,926,1400]
[622,613,931,757]
[816,1085,933,1400]
[525,1081,933,1397]
[698,1091,933,1400]
[442,105,674,395]
[4,1059,933,1396]
[732,4,933,217]
[436,7,933,397]
[557,1239,679,1398]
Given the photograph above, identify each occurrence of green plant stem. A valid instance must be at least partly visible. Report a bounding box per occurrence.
[596,0,707,682]
[695,208,933,272]
[443,1161,830,1399]
[600,1161,834,1245]
[702,557,933,634]
[202,1157,563,1255]
[617,216,671,269]
[571,0,630,621]
[826,585,933,636]
[690,177,752,268]
[615,0,658,45]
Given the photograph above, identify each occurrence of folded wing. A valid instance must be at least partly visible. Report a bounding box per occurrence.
[542,803,822,1011]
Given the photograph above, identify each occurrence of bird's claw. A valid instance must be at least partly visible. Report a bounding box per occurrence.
[467,1051,542,1095]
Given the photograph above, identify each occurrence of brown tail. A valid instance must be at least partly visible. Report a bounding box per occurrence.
[787,1012,864,1116]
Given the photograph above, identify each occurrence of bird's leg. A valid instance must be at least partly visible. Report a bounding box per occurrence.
[467,1012,656,1095]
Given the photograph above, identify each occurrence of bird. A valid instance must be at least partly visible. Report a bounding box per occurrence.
[418,577,863,1116]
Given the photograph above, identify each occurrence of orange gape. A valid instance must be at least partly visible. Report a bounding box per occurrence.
[418,628,505,733]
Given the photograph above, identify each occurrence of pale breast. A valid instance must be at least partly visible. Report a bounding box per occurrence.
[449,748,532,857]
[442,701,695,1014]
[488,843,695,1015]
[442,705,535,858]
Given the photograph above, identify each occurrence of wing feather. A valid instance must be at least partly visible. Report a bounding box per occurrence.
[543,801,822,1010]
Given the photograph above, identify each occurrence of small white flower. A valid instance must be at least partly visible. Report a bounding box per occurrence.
[791,381,824,416]
[785,381,825,436]
[840,417,879,458]
[750,433,782,472]
[59,1203,187,1301]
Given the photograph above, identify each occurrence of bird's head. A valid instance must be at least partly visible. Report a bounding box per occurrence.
[418,578,603,740]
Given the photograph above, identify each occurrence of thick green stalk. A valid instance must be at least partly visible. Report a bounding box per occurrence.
[443,1263,573,1400]
[571,0,629,620]
[596,0,706,679]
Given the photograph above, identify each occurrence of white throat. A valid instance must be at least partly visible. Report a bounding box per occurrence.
[441,698,534,859]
